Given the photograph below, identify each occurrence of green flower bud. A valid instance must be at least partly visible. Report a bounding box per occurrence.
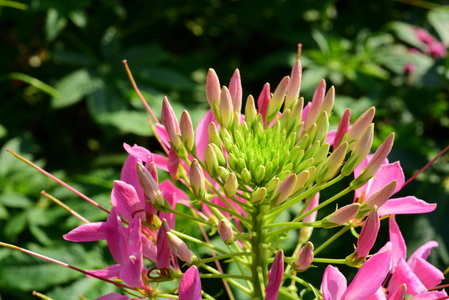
[190,159,206,200]
[250,187,267,205]
[224,173,239,198]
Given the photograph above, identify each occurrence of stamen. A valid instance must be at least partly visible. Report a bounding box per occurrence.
[403,145,449,187]
[297,43,302,60]
[41,190,89,223]
[6,149,110,214]
[0,242,129,289]
[122,60,159,125]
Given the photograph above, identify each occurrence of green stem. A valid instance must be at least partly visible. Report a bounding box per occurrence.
[170,230,228,255]
[292,186,353,223]
[313,258,347,264]
[250,205,266,300]
[199,274,253,280]
[200,264,252,295]
[166,208,213,226]
[314,226,351,255]
[200,252,252,265]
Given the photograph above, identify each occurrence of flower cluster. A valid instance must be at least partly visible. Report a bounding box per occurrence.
[3,49,447,300]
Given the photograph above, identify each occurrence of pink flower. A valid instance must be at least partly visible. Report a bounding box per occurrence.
[179,265,202,300]
[95,293,130,300]
[386,215,446,297]
[321,248,391,300]
[354,206,380,259]
[354,155,436,216]
[265,249,284,300]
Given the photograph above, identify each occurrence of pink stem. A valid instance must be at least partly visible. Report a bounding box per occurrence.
[403,145,449,188]
[0,242,129,289]
[6,149,110,214]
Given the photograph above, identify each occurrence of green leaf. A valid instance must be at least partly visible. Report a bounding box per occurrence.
[86,81,127,118]
[51,69,101,109]
[0,193,32,208]
[3,211,27,239]
[47,276,119,300]
[52,51,96,67]
[428,9,449,44]
[389,22,424,49]
[0,204,9,220]
[46,8,67,42]
[138,68,196,90]
[121,45,170,65]
[97,110,152,136]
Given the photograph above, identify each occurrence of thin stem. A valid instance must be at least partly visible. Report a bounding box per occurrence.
[200,252,252,264]
[200,264,252,295]
[170,230,228,255]
[292,186,353,223]
[403,145,449,188]
[41,190,89,223]
[6,149,110,214]
[166,208,212,226]
[313,258,347,264]
[199,273,253,280]
[0,242,130,289]
[250,205,266,300]
[122,60,159,124]
[314,226,351,255]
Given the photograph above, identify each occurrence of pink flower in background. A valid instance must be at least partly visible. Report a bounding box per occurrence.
[415,27,447,58]
[179,266,202,300]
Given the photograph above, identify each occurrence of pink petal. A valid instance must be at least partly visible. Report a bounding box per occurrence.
[408,241,439,262]
[265,250,284,300]
[325,130,337,146]
[194,110,215,161]
[106,208,127,265]
[378,196,436,217]
[321,265,347,300]
[95,293,130,300]
[364,162,404,199]
[156,221,171,269]
[355,207,380,258]
[412,290,448,300]
[302,193,320,223]
[389,215,407,270]
[121,152,146,203]
[344,249,391,300]
[387,284,407,300]
[123,143,153,162]
[366,287,387,300]
[87,264,121,279]
[257,83,270,125]
[229,69,242,113]
[120,254,143,288]
[410,257,444,289]
[155,124,170,149]
[388,258,427,296]
[179,265,202,300]
[63,222,108,242]
[111,181,145,222]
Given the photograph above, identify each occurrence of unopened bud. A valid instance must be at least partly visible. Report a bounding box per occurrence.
[206,69,221,108]
[292,170,310,194]
[161,97,182,151]
[345,107,375,145]
[293,242,314,272]
[245,95,257,126]
[320,86,335,116]
[287,98,304,132]
[210,143,226,166]
[341,124,374,176]
[190,159,206,200]
[204,145,219,177]
[320,142,348,182]
[355,205,380,259]
[266,177,280,194]
[218,219,234,244]
[219,86,234,128]
[250,187,267,205]
[333,108,351,149]
[224,173,239,198]
[255,165,266,183]
[271,174,297,207]
[352,133,395,188]
[267,76,290,123]
[313,111,329,144]
[229,69,242,114]
[304,80,326,131]
[208,122,221,147]
[241,168,252,185]
[363,180,397,211]
[285,60,302,110]
[322,203,360,228]
[136,162,163,205]
[180,111,195,152]
[217,166,230,181]
[167,232,196,265]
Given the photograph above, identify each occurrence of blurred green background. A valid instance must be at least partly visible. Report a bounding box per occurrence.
[1,0,449,299]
